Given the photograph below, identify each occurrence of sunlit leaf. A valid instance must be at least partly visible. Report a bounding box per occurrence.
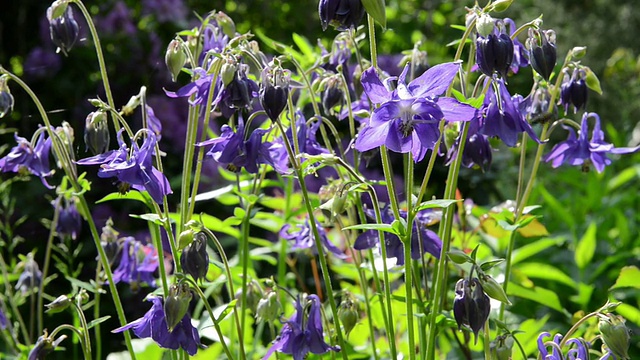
[575,222,597,270]
[507,282,564,312]
[610,265,640,290]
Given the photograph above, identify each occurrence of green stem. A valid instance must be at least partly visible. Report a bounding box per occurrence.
[73,301,92,359]
[404,153,416,360]
[0,67,137,360]
[367,15,378,69]
[0,252,30,345]
[37,200,60,335]
[71,0,119,132]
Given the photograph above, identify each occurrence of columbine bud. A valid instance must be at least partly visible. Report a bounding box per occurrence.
[235,280,263,313]
[100,218,120,265]
[598,314,630,360]
[84,110,110,155]
[476,14,495,37]
[165,39,186,82]
[560,68,588,114]
[0,76,14,118]
[337,295,359,336]
[164,282,192,332]
[527,29,557,81]
[178,228,195,250]
[15,254,42,295]
[476,20,513,78]
[491,0,513,12]
[47,3,79,56]
[221,61,238,86]
[180,232,209,281]
[28,330,67,360]
[478,274,511,305]
[319,0,366,31]
[453,278,490,343]
[321,75,344,115]
[260,65,290,121]
[215,11,236,38]
[223,65,257,109]
[45,295,72,313]
[54,196,82,240]
[256,291,282,323]
[490,334,514,360]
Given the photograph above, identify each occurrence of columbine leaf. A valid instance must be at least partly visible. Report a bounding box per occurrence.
[575,222,597,270]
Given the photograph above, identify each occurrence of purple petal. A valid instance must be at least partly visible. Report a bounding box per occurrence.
[361,67,392,104]
[409,61,461,98]
[354,122,391,152]
[438,97,476,122]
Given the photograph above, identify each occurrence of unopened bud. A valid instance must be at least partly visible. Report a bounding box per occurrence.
[479,273,511,305]
[447,249,472,264]
[47,3,79,56]
[235,280,263,313]
[476,14,495,37]
[165,40,186,82]
[598,314,630,360]
[0,76,14,118]
[180,232,209,281]
[45,295,72,313]
[215,11,236,38]
[491,0,513,12]
[164,282,192,332]
[256,292,281,323]
[84,110,110,155]
[570,46,587,59]
[490,334,514,360]
[338,296,359,336]
[221,62,237,86]
[178,229,194,250]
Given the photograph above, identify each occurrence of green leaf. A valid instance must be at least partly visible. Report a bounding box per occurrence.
[292,33,314,58]
[575,222,597,270]
[507,282,563,312]
[415,199,461,211]
[130,213,166,226]
[65,276,106,294]
[606,165,640,192]
[616,303,640,327]
[342,223,397,235]
[479,259,505,272]
[515,262,577,289]
[584,67,603,95]
[512,237,564,265]
[538,185,575,231]
[361,0,386,28]
[96,191,149,204]
[214,300,237,324]
[87,316,111,330]
[610,265,640,290]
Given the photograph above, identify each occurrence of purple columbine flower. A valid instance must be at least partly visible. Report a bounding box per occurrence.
[453,278,490,343]
[447,117,493,172]
[47,3,79,56]
[16,254,42,295]
[560,68,588,114]
[478,78,539,147]
[146,105,162,141]
[263,294,340,360]
[198,121,287,174]
[28,330,66,360]
[287,112,330,157]
[319,0,365,31]
[354,62,475,162]
[165,68,221,107]
[0,130,54,188]
[111,236,158,290]
[544,112,640,173]
[76,130,172,204]
[537,332,590,360]
[475,20,514,79]
[113,296,201,355]
[214,64,259,117]
[504,18,530,74]
[53,197,82,240]
[280,218,346,258]
[354,205,442,265]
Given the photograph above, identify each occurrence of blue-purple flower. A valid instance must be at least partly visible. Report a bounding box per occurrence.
[198,122,286,174]
[165,68,220,107]
[28,330,66,360]
[280,218,346,258]
[354,205,442,265]
[76,130,172,204]
[527,28,557,81]
[146,105,162,140]
[53,197,82,240]
[476,21,514,78]
[16,254,42,295]
[111,236,158,289]
[355,62,475,161]
[263,294,340,360]
[504,18,530,73]
[544,112,640,173]
[453,278,490,342]
[447,117,493,171]
[319,0,365,31]
[0,130,54,188]
[560,68,589,114]
[537,332,590,360]
[113,296,201,355]
[47,3,79,56]
[478,78,539,147]
[0,300,7,330]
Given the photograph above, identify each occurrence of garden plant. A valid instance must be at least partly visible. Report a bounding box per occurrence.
[0,0,638,359]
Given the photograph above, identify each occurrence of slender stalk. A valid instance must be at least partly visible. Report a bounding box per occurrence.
[404,153,416,359]
[0,252,31,345]
[73,301,92,359]
[37,200,60,335]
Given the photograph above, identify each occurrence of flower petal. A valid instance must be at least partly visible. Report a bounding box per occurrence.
[409,61,461,98]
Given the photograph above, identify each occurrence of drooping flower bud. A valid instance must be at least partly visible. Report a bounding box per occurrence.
[0,76,14,118]
[235,279,263,313]
[598,314,630,360]
[527,28,557,81]
[476,20,514,78]
[45,295,72,313]
[453,278,490,343]
[260,65,290,121]
[180,232,209,281]
[478,274,511,305]
[164,282,192,332]
[165,39,186,82]
[53,196,82,240]
[214,11,236,38]
[28,330,67,360]
[220,64,258,110]
[178,228,194,250]
[337,295,359,337]
[560,68,588,113]
[100,218,120,266]
[47,3,79,56]
[15,253,42,295]
[490,334,514,360]
[84,110,110,155]
[319,0,365,31]
[321,75,344,115]
[256,291,282,323]
[476,14,495,37]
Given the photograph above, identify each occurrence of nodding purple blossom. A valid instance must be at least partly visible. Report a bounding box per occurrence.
[503,18,530,74]
[263,294,340,360]
[165,68,220,107]
[214,64,259,117]
[354,205,442,265]
[16,254,43,295]
[537,332,590,360]
[475,19,514,79]
[113,296,201,355]
[28,330,67,360]
[0,130,54,189]
[543,112,640,173]
[47,3,79,56]
[354,62,476,162]
[76,130,172,204]
[111,236,158,290]
[199,21,229,66]
[478,78,539,147]
[319,0,365,31]
[280,218,346,258]
[453,278,490,343]
[528,28,557,81]
[260,65,290,121]
[447,117,493,172]
[53,197,82,240]
[198,121,287,174]
[560,68,589,114]
[287,112,330,157]
[145,105,163,141]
